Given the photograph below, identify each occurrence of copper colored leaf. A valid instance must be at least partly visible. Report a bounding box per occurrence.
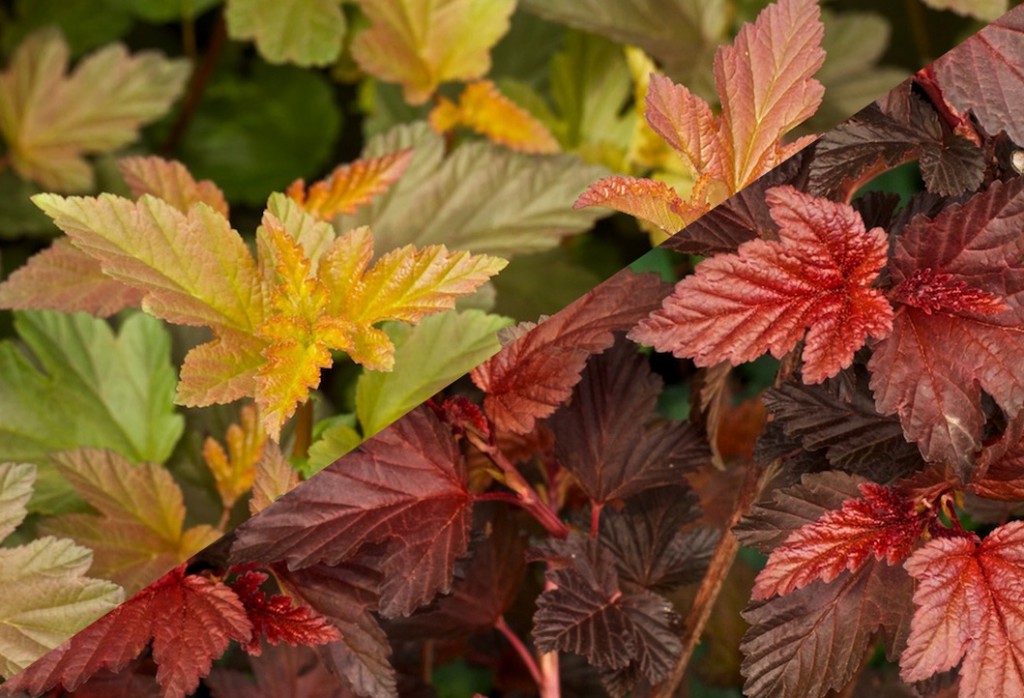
[901,522,1024,697]
[752,483,929,600]
[350,0,515,105]
[868,177,1024,473]
[2,565,252,698]
[0,240,143,317]
[286,150,413,221]
[632,186,893,383]
[229,571,340,655]
[118,156,229,217]
[741,559,913,698]
[231,407,472,618]
[249,442,299,516]
[548,339,710,504]
[574,176,691,234]
[0,29,188,191]
[429,80,558,154]
[932,5,1024,143]
[471,269,671,434]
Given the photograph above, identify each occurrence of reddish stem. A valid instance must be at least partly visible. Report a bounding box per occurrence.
[161,11,227,155]
[589,502,604,539]
[538,575,562,698]
[495,616,544,687]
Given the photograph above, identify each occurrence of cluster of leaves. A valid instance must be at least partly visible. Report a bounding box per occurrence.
[1,0,1019,697]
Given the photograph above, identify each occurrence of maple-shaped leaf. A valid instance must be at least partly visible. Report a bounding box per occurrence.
[249,441,299,516]
[532,535,681,686]
[868,177,1024,472]
[0,463,123,679]
[118,156,230,217]
[1,565,252,698]
[741,559,913,698]
[203,404,267,512]
[547,339,709,504]
[573,176,694,234]
[600,487,714,593]
[277,562,396,698]
[471,269,670,434]
[229,570,340,655]
[231,406,472,618]
[932,5,1024,143]
[0,28,188,191]
[286,150,412,221]
[632,186,893,383]
[901,521,1024,697]
[576,0,825,231]
[752,482,933,600]
[350,0,515,105]
[38,449,221,595]
[429,80,559,154]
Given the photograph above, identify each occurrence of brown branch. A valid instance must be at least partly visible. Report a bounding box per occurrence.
[161,11,227,155]
[291,400,314,461]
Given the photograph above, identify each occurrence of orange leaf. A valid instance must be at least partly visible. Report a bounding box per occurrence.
[118,156,229,217]
[429,80,559,154]
[286,150,413,220]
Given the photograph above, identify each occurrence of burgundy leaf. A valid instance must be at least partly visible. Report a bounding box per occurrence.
[470,269,671,434]
[547,338,710,504]
[231,407,472,618]
[230,570,341,655]
[207,643,352,698]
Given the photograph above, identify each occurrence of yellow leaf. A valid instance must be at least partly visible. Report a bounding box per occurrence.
[286,150,413,220]
[0,29,189,192]
[39,449,220,594]
[351,0,515,104]
[202,403,267,510]
[429,80,559,154]
[118,156,230,217]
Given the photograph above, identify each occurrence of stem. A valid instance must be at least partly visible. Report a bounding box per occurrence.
[589,502,603,539]
[291,400,314,460]
[161,11,227,155]
[217,504,232,532]
[468,433,570,539]
[495,616,543,687]
[538,575,561,698]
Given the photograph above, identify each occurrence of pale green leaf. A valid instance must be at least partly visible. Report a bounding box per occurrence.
[356,310,512,436]
[226,0,346,67]
[305,417,363,477]
[0,311,184,513]
[922,0,1007,20]
[336,122,611,257]
[0,462,34,542]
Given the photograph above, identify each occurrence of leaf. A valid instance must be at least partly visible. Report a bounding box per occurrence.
[335,122,610,258]
[632,186,893,383]
[924,0,1009,22]
[355,310,511,437]
[0,28,188,191]
[0,311,183,513]
[231,406,472,618]
[901,521,1024,697]
[304,419,363,477]
[118,156,229,217]
[206,643,350,698]
[0,463,123,678]
[741,559,913,698]
[573,176,691,234]
[471,269,671,434]
[39,449,221,595]
[32,193,265,334]
[0,239,144,317]
[286,150,413,221]
[932,6,1024,144]
[249,442,299,515]
[1,565,252,698]
[203,404,267,511]
[226,0,345,67]
[532,535,681,684]
[751,482,931,600]
[350,0,515,105]
[229,570,340,655]
[868,177,1024,473]
[429,80,559,153]
[277,563,396,698]
[548,339,710,504]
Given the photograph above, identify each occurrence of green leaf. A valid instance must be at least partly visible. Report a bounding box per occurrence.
[226,0,346,67]
[176,62,342,205]
[355,310,512,436]
[336,122,611,258]
[0,462,123,679]
[101,0,222,22]
[304,417,363,477]
[0,311,185,513]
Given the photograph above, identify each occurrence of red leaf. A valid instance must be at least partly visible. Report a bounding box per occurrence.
[901,521,1024,697]
[229,571,340,655]
[547,338,710,504]
[2,565,251,698]
[752,483,930,600]
[231,406,472,617]
[631,186,893,382]
[868,177,1024,472]
[470,269,671,434]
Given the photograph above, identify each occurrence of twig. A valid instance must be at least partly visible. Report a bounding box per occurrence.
[496,616,544,687]
[161,11,227,155]
[291,400,314,460]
